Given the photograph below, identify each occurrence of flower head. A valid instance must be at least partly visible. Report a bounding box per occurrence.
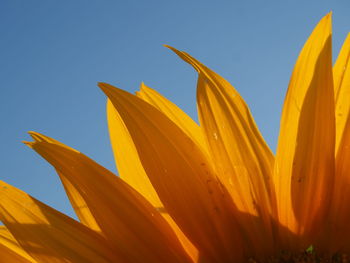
[1,13,350,263]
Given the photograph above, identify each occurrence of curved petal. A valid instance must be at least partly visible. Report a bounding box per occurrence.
[166,46,277,259]
[59,176,101,231]
[107,99,162,206]
[326,118,350,253]
[27,133,193,263]
[100,83,244,263]
[136,82,208,154]
[28,133,101,232]
[325,33,350,253]
[107,100,198,261]
[0,246,35,263]
[334,33,350,152]
[0,181,121,263]
[0,226,36,263]
[274,13,335,249]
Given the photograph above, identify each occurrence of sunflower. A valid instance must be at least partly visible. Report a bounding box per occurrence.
[1,13,350,263]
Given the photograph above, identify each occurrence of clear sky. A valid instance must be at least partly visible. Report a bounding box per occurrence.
[1,0,349,219]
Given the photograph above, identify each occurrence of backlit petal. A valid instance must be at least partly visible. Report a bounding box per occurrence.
[0,226,36,263]
[329,117,350,253]
[274,13,335,249]
[135,83,210,259]
[0,181,120,263]
[27,132,101,232]
[0,246,35,263]
[28,133,193,263]
[59,176,101,231]
[166,46,277,259]
[107,100,198,261]
[136,82,207,154]
[100,83,244,263]
[334,33,350,152]
[107,99,162,206]
[325,33,350,253]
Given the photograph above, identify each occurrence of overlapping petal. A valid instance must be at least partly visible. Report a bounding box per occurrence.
[0,226,36,263]
[325,33,350,253]
[334,33,350,152]
[166,46,277,259]
[107,98,198,261]
[100,82,244,262]
[274,13,335,249]
[26,133,193,263]
[136,82,208,154]
[0,180,120,263]
[1,12,350,263]
[107,99,161,206]
[28,132,101,232]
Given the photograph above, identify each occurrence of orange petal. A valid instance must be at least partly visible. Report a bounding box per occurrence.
[0,181,121,263]
[136,82,208,154]
[274,13,335,249]
[107,99,198,261]
[26,132,101,232]
[334,33,350,152]
[327,117,350,253]
[0,226,36,263]
[0,246,35,263]
[59,175,101,231]
[166,46,277,259]
[325,33,350,253]
[28,133,193,263]
[100,83,244,262]
[107,99,162,206]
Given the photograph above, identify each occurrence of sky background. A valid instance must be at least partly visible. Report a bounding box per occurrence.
[1,0,349,219]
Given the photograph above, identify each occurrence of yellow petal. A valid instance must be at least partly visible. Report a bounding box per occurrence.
[0,226,36,263]
[107,99,162,206]
[0,181,120,263]
[26,132,101,232]
[166,46,277,259]
[326,119,350,253]
[100,83,244,262]
[59,175,101,231]
[136,82,208,154]
[0,246,34,263]
[274,13,335,249]
[334,33,350,152]
[325,33,350,253]
[107,100,198,261]
[28,133,193,263]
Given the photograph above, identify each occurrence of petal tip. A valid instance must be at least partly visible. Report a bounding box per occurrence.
[139,82,150,91]
[139,81,146,90]
[164,45,181,54]
[22,141,34,148]
[98,82,114,96]
[27,131,47,143]
[321,12,332,32]
[28,131,39,137]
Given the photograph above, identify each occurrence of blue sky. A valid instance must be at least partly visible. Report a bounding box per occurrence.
[1,0,349,218]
